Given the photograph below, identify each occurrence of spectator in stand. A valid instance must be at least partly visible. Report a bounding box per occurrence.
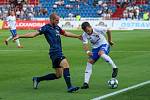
[28,12,34,20]
[39,8,48,16]
[15,8,21,19]
[82,0,88,5]
[97,9,103,16]
[75,14,81,21]
[123,10,128,20]
[143,11,149,21]
[0,7,2,19]
[98,0,103,6]
[65,4,73,9]
[55,0,64,6]
[68,13,74,18]
[70,0,76,2]
[53,4,58,9]
[22,2,27,12]
[20,10,24,20]
[129,10,134,19]
[134,6,140,19]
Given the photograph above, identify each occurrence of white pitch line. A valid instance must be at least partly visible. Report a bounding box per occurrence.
[111,51,150,53]
[0,50,150,52]
[0,50,33,52]
[92,80,150,100]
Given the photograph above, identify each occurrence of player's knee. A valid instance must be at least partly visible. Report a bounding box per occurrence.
[88,59,95,64]
[55,71,63,79]
[98,50,105,56]
[56,74,62,79]
[60,59,70,68]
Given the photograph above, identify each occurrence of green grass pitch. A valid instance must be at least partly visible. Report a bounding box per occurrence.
[0,29,150,100]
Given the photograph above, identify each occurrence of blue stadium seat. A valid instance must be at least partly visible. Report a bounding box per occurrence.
[34,0,118,18]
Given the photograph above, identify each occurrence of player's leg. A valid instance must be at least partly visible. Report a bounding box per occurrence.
[81,48,99,89]
[60,58,80,92]
[81,59,95,89]
[4,35,12,45]
[4,30,14,45]
[32,57,63,89]
[98,44,118,78]
[11,30,23,48]
[32,68,61,89]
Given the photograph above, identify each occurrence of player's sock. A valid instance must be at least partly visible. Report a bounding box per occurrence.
[101,54,117,68]
[63,68,72,88]
[6,36,13,41]
[37,73,58,82]
[84,62,92,84]
[15,39,21,46]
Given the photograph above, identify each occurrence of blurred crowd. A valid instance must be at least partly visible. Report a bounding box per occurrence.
[0,0,150,20]
[0,0,34,20]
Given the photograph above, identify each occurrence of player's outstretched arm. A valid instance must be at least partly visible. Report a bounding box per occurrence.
[106,30,114,46]
[13,31,40,40]
[63,31,82,40]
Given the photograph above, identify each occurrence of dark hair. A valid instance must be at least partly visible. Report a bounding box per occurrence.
[81,22,91,31]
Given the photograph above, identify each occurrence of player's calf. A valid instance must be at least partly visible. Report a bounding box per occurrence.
[4,40,8,45]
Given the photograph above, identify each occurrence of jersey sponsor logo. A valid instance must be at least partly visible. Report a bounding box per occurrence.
[56,33,60,37]
[88,34,100,45]
[55,29,60,37]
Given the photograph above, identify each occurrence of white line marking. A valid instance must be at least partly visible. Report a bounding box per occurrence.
[112,51,150,53]
[0,50,33,52]
[92,80,150,100]
[0,50,150,53]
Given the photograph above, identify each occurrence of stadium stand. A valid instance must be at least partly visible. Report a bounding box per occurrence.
[33,0,117,18]
[0,0,150,20]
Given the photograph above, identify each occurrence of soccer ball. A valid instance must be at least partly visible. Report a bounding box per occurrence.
[107,78,118,89]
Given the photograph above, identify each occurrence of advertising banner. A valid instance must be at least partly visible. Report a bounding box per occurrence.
[113,20,150,30]
[2,20,150,30]
[2,20,49,30]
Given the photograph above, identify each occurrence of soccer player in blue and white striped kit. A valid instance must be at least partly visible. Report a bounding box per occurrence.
[80,22,118,89]
[14,13,81,92]
[4,10,23,48]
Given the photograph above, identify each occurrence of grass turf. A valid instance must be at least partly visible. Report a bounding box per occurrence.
[0,29,150,100]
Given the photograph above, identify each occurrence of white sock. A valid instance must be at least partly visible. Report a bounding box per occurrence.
[6,36,13,41]
[15,39,21,46]
[84,62,92,84]
[101,54,117,68]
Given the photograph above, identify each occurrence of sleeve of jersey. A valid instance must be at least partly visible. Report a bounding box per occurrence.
[94,27,107,35]
[6,17,10,26]
[60,29,65,35]
[82,33,88,44]
[38,26,46,35]
[6,17,9,22]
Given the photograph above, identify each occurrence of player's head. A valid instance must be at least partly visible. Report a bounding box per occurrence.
[50,13,60,26]
[10,10,15,16]
[81,22,93,35]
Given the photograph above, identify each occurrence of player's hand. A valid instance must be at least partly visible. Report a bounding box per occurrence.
[109,41,114,46]
[78,35,82,40]
[86,51,93,56]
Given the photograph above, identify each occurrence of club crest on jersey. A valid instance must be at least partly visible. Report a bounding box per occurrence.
[56,30,59,34]
[55,29,60,36]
